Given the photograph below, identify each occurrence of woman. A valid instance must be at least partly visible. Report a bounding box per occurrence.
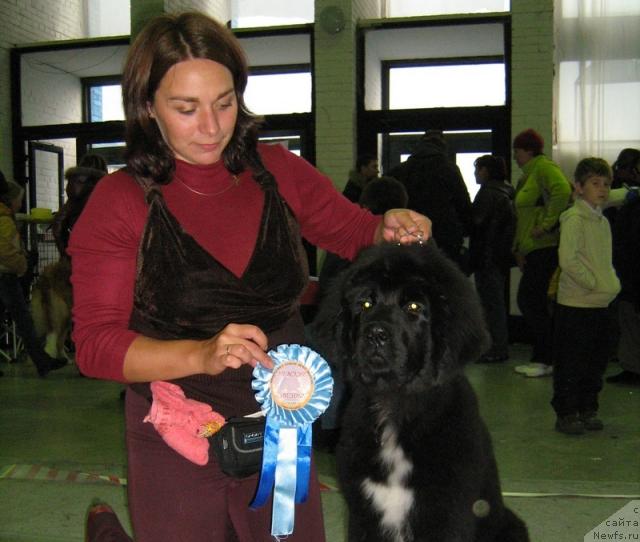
[0,172,66,376]
[69,12,430,542]
[511,129,572,377]
[470,155,515,363]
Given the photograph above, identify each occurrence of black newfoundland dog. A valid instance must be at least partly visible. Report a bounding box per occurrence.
[310,242,529,542]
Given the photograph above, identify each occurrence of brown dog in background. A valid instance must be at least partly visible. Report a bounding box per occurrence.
[31,258,73,361]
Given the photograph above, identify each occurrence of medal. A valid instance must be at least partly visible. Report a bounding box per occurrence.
[251,344,333,538]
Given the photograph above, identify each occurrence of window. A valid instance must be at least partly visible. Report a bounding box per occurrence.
[84,78,124,122]
[89,142,126,173]
[88,84,124,122]
[560,0,638,18]
[238,33,312,116]
[386,0,509,17]
[554,0,640,168]
[364,23,505,111]
[20,44,128,127]
[259,135,302,156]
[387,60,505,109]
[245,68,312,115]
[231,0,313,28]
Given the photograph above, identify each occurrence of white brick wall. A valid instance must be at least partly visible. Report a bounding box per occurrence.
[511,0,555,165]
[315,0,357,188]
[0,0,85,181]
[509,0,556,315]
[21,57,83,126]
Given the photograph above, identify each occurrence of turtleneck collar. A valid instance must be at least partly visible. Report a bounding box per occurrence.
[173,158,236,194]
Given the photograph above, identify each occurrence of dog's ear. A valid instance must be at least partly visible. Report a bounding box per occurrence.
[421,245,490,369]
[306,266,353,375]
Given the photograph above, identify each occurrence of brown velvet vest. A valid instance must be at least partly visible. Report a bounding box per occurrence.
[129,169,309,417]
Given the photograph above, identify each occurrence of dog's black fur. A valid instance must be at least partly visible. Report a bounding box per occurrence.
[310,242,529,542]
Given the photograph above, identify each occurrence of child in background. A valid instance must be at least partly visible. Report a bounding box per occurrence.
[551,158,621,435]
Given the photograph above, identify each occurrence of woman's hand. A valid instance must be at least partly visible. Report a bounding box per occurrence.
[123,324,274,383]
[198,323,274,376]
[374,209,432,245]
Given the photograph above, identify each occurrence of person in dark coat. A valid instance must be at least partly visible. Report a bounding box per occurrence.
[602,148,639,362]
[388,130,472,272]
[608,174,640,385]
[342,154,379,203]
[469,155,516,362]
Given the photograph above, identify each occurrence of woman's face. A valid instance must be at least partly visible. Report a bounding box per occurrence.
[513,148,534,168]
[474,165,489,184]
[149,58,238,165]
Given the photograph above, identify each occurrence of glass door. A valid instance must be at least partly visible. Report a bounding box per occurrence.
[383,129,495,200]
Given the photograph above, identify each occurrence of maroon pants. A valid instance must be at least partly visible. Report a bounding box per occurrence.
[88,390,326,542]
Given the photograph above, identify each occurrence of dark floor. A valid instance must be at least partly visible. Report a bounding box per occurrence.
[1,342,638,542]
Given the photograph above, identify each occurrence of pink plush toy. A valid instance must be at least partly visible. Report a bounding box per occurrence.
[144,381,226,466]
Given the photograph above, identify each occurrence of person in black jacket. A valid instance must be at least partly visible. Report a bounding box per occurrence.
[608,182,640,385]
[602,148,639,363]
[342,154,379,203]
[388,130,472,272]
[469,155,516,362]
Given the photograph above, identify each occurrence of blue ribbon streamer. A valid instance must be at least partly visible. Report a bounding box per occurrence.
[295,425,311,504]
[250,344,333,538]
[251,416,280,509]
[272,426,297,535]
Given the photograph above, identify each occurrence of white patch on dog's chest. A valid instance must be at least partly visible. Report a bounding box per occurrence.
[361,423,415,541]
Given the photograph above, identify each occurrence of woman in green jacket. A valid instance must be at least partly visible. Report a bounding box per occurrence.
[511,129,572,377]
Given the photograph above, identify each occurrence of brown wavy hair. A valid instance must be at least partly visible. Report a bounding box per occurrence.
[122,12,265,185]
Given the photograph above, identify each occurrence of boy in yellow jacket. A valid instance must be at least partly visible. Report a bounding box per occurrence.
[551,158,620,434]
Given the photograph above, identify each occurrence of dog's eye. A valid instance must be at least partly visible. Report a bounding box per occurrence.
[360,299,374,311]
[405,301,424,314]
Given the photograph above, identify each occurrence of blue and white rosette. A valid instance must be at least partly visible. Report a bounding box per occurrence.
[250,344,333,539]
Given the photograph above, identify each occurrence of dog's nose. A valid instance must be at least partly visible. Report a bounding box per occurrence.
[366,324,389,347]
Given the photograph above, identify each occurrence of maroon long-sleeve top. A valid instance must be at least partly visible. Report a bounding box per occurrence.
[68,144,380,382]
